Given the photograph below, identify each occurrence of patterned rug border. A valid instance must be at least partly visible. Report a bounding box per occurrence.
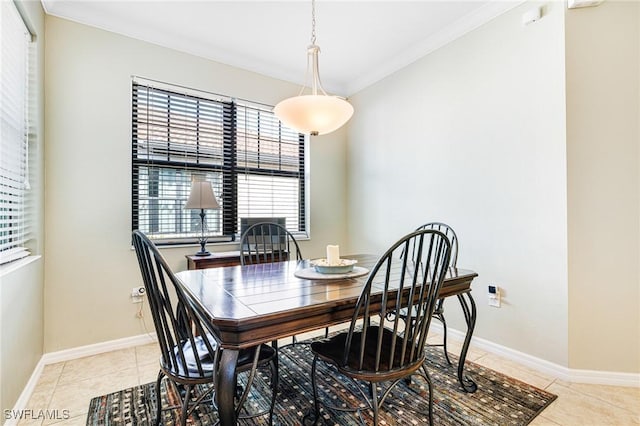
[87,342,557,425]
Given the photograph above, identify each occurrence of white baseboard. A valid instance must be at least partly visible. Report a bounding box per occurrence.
[7,333,157,426]
[41,333,156,364]
[430,323,640,388]
[5,361,45,426]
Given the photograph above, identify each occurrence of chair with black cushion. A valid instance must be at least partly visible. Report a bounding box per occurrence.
[132,230,278,426]
[414,222,458,365]
[307,229,451,426]
[239,221,303,266]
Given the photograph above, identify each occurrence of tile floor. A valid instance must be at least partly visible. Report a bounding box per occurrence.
[17,330,640,426]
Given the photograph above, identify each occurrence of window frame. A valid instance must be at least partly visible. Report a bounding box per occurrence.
[131,78,309,246]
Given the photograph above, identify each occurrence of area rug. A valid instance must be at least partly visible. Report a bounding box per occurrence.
[87,342,556,425]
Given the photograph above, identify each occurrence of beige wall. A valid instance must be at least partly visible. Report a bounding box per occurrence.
[347,1,570,365]
[1,0,46,413]
[43,16,348,352]
[348,0,640,373]
[566,1,640,373]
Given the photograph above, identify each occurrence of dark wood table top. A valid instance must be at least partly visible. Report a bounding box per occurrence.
[176,254,478,350]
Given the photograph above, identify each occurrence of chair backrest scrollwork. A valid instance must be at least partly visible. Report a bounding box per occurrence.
[343,229,451,373]
[239,222,303,266]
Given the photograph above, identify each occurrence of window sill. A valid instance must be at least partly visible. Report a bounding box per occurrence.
[135,233,311,251]
[0,255,42,278]
[130,235,311,253]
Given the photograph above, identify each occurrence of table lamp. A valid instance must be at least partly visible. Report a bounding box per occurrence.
[185,180,220,256]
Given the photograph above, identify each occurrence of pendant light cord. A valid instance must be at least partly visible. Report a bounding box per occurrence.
[299,0,327,97]
[310,0,316,45]
[273,0,354,135]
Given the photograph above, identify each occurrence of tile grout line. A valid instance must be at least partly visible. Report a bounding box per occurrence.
[43,363,65,414]
[550,380,640,415]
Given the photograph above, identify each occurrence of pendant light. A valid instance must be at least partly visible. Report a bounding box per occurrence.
[274,0,354,136]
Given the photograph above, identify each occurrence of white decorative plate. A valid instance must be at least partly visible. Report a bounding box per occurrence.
[295,265,369,280]
[310,258,358,274]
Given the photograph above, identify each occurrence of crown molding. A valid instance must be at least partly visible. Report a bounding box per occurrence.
[346,0,525,96]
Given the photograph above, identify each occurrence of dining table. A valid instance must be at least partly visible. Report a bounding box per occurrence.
[176,254,478,426]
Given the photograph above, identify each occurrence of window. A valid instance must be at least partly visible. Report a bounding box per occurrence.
[0,2,33,265]
[132,79,307,244]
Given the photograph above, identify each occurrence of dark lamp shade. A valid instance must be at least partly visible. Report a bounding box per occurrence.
[184,181,220,210]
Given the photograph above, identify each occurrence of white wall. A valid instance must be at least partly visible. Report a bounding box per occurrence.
[1,0,46,413]
[1,260,44,413]
[43,16,348,352]
[347,2,570,365]
[565,1,640,373]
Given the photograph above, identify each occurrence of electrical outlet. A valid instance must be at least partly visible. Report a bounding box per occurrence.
[131,286,146,297]
[131,286,146,303]
[488,285,501,308]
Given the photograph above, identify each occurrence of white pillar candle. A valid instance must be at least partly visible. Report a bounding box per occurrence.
[326,245,340,266]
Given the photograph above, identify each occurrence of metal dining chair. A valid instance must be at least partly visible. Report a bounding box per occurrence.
[414,222,459,365]
[307,229,452,425]
[391,222,458,365]
[239,221,303,266]
[132,230,278,425]
[239,222,315,344]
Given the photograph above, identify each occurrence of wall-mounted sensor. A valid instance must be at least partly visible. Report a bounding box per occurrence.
[522,6,542,25]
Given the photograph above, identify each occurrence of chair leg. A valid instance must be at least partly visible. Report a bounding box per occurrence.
[272,339,280,372]
[370,383,379,425]
[311,355,321,423]
[439,313,453,366]
[420,365,434,426]
[179,384,193,426]
[235,347,261,418]
[268,357,279,425]
[154,371,164,426]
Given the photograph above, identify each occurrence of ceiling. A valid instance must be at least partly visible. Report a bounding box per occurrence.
[41,0,523,96]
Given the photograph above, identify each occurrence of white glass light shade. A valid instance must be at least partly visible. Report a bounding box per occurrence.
[184,181,220,210]
[274,95,354,136]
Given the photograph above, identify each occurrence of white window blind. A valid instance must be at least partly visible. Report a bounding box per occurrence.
[0,2,32,265]
[132,79,307,244]
[236,104,305,234]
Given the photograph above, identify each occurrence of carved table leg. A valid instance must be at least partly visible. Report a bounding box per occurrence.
[217,349,240,425]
